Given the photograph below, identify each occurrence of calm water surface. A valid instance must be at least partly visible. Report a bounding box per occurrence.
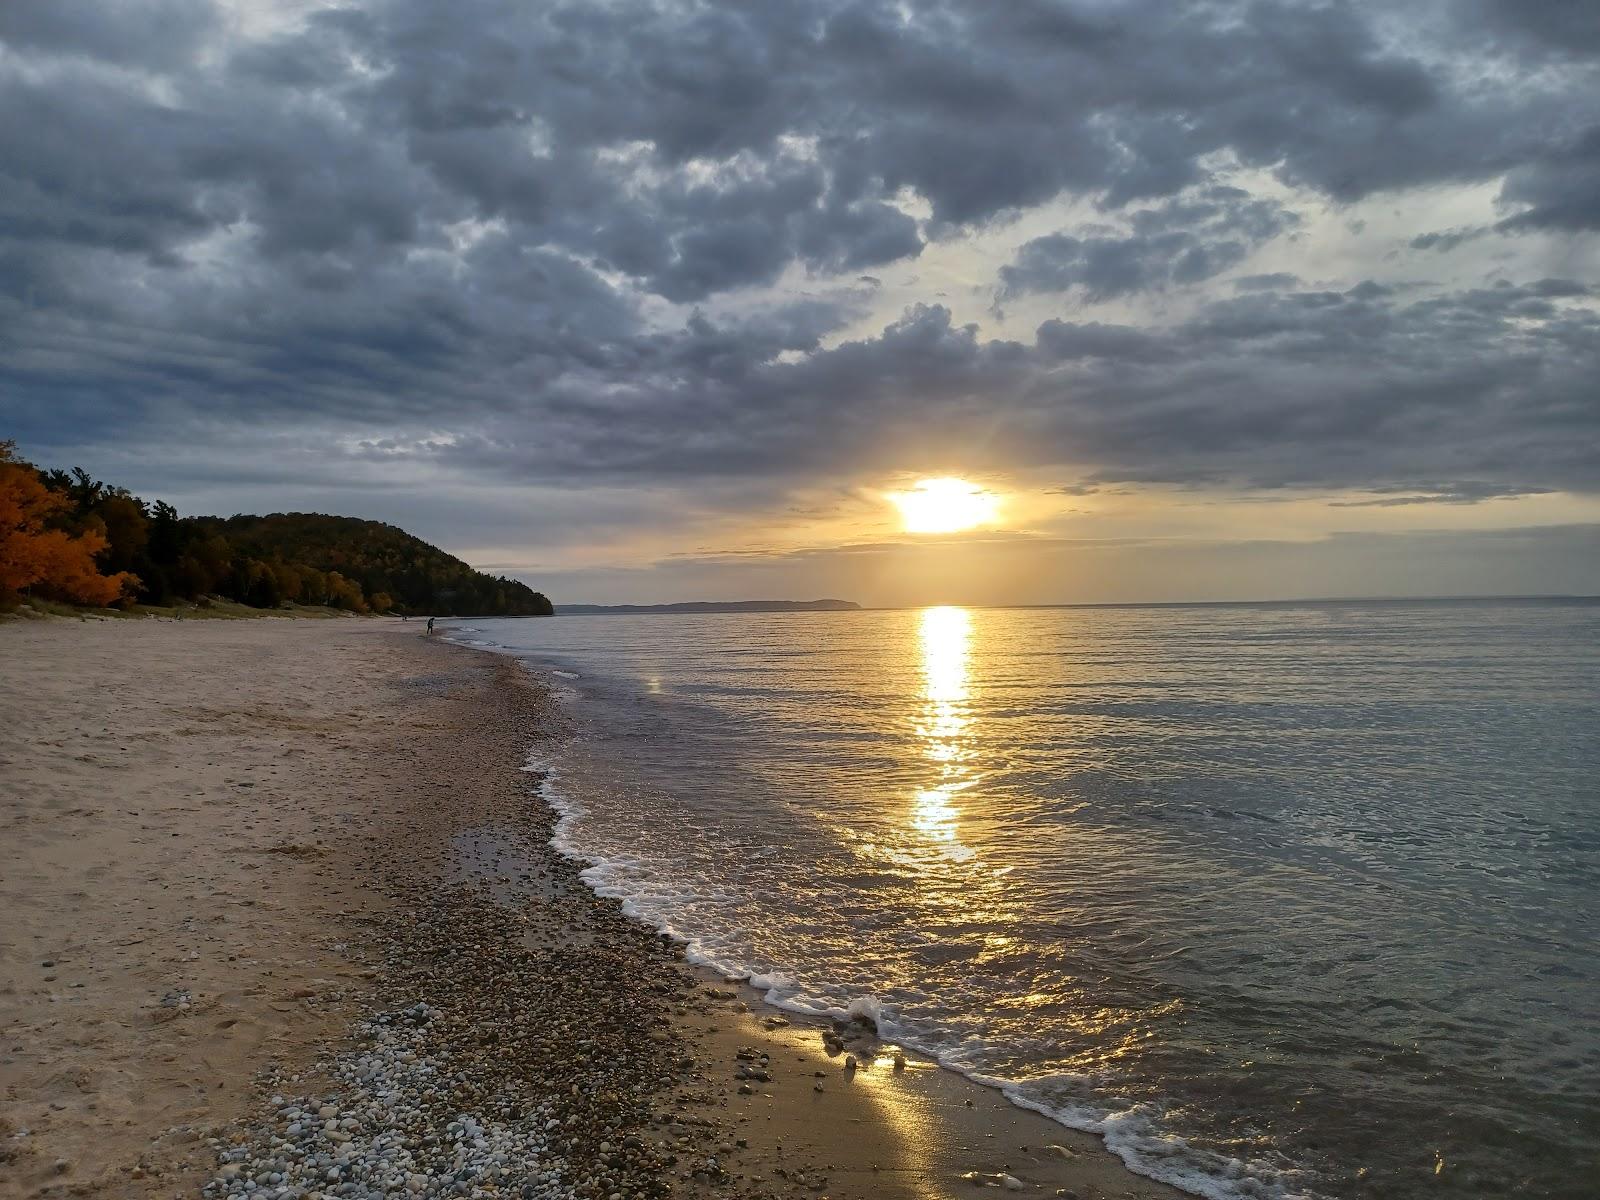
[447,600,1600,1199]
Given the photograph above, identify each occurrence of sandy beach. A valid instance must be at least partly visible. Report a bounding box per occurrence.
[1,617,1184,1200]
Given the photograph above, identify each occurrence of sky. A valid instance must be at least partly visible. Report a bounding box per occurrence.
[2,0,1598,606]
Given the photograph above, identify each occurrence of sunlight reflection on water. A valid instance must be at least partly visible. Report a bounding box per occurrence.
[455,599,1600,1200]
[912,606,977,862]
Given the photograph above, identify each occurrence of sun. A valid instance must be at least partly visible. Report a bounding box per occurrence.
[888,477,1000,534]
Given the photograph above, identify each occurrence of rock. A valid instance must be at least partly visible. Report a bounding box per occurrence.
[962,1170,1027,1189]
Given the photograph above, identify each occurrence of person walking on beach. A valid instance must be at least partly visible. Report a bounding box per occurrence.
[426,616,435,635]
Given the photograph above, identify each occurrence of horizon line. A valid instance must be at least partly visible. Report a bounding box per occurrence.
[545,592,1600,613]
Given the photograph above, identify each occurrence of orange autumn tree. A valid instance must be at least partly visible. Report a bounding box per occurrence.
[0,441,139,608]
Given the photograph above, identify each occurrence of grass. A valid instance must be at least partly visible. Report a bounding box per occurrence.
[3,597,378,622]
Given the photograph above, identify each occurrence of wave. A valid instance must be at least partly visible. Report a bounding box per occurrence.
[518,738,1320,1200]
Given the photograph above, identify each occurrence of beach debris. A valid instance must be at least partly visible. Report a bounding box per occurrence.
[960,1169,1027,1189]
[151,987,193,1021]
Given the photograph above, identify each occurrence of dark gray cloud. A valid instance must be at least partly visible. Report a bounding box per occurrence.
[1327,482,1557,507]
[1497,126,1600,233]
[1473,0,1600,58]
[1234,273,1302,292]
[0,0,217,69]
[998,188,1299,300]
[1410,227,1489,252]
[1,0,1597,544]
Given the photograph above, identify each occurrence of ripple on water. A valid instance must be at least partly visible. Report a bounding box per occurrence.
[470,601,1600,1200]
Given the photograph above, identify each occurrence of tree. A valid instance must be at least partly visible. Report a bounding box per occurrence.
[94,493,149,574]
[6,454,557,614]
[174,554,213,597]
[324,570,367,612]
[0,442,138,607]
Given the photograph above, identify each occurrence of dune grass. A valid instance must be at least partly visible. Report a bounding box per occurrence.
[4,597,365,622]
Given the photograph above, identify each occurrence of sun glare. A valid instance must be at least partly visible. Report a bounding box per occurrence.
[889,477,1000,534]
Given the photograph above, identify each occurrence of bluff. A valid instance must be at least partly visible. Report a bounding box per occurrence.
[196,513,553,617]
[1,444,553,616]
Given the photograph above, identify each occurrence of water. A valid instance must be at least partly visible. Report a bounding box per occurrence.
[445,600,1600,1199]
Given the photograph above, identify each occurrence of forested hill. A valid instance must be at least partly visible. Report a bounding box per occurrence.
[0,443,552,616]
[198,513,553,617]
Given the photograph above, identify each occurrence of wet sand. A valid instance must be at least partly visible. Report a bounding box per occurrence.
[0,617,1183,1200]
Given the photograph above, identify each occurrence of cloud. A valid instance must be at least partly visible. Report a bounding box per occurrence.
[1497,126,1600,233]
[1234,273,1302,292]
[9,265,1599,511]
[1410,227,1490,252]
[1327,483,1557,507]
[1,0,1597,582]
[998,188,1299,300]
[1471,0,1600,58]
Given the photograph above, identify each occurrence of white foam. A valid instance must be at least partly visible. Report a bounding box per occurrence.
[845,994,887,1029]
[515,741,1322,1200]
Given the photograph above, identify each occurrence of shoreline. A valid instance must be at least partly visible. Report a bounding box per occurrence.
[526,707,1203,1200]
[1,618,1187,1200]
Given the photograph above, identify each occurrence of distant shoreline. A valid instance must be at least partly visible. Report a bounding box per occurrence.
[544,593,1598,616]
[556,598,860,614]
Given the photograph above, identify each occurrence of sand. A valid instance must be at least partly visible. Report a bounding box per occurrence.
[0,617,1185,1200]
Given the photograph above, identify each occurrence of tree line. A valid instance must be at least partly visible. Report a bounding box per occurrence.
[0,442,553,616]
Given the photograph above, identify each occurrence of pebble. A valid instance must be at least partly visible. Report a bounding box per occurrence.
[202,869,708,1200]
[194,670,872,1200]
